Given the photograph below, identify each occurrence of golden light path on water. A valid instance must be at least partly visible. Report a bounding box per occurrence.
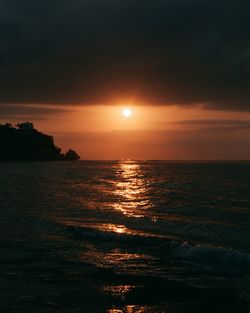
[99,162,158,312]
[112,161,153,218]
[60,161,155,237]
[56,161,164,313]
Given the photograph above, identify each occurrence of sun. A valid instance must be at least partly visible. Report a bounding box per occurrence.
[122,108,132,118]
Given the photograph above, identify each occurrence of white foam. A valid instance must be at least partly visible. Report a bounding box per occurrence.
[172,241,250,266]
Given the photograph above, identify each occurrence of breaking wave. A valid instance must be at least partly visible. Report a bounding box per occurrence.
[64,220,250,267]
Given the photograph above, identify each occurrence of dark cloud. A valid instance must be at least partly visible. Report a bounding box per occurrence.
[0,104,72,121]
[175,119,250,131]
[0,0,250,110]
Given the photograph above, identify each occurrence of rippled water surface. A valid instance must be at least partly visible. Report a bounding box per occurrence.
[0,161,250,312]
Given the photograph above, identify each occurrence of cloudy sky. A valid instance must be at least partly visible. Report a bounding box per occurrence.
[1,0,250,159]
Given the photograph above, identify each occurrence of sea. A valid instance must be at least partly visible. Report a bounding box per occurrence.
[0,161,250,313]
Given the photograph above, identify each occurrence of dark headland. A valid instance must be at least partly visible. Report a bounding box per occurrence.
[0,122,80,161]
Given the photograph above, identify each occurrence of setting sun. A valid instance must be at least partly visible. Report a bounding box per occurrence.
[122,108,132,118]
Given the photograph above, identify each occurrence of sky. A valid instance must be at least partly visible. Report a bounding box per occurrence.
[0,0,250,159]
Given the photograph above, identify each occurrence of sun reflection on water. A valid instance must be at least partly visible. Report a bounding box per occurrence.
[107,306,151,313]
[112,161,152,217]
[102,284,135,301]
[106,223,127,234]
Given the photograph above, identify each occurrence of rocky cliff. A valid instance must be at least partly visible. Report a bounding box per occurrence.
[0,122,80,161]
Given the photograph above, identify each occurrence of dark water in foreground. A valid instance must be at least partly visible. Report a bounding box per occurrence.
[0,161,250,313]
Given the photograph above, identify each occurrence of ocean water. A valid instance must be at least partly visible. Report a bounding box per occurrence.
[0,161,250,313]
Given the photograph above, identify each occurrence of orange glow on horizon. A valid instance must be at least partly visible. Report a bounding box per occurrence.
[7,103,250,160]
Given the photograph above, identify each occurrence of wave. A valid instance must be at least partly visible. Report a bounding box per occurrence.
[61,219,250,268]
[171,241,250,266]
